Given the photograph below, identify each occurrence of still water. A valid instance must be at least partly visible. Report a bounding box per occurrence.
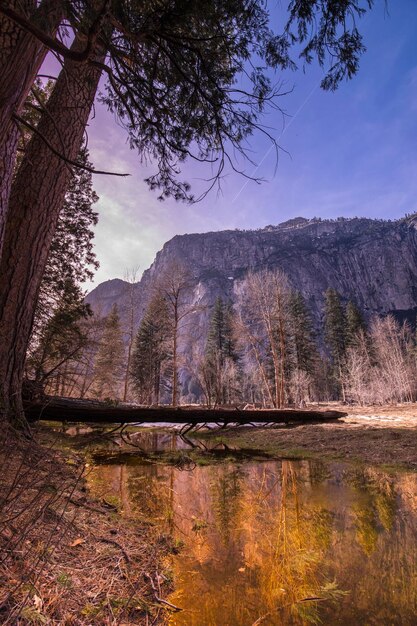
[86,432,417,625]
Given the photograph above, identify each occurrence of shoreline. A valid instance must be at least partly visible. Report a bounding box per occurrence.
[196,405,417,471]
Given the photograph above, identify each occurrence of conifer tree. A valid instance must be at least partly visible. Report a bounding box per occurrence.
[345,300,366,348]
[324,288,347,399]
[130,295,170,404]
[93,305,125,400]
[289,291,318,376]
[324,289,347,365]
[26,279,92,394]
[204,297,239,405]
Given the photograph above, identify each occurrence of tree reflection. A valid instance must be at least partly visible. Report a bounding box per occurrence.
[87,449,417,626]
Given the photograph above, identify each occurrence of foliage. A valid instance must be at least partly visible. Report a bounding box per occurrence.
[7,0,374,201]
[26,280,92,391]
[345,300,366,348]
[202,297,240,406]
[288,290,318,376]
[20,80,99,350]
[130,294,171,404]
[324,288,346,366]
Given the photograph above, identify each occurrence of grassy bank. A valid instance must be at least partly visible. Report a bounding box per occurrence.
[194,408,417,471]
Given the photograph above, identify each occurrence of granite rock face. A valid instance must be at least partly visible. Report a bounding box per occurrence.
[86,216,417,395]
[87,216,417,321]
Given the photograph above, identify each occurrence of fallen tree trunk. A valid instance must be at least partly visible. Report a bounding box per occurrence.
[25,396,347,425]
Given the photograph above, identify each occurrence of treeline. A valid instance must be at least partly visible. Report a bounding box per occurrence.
[26,262,417,407]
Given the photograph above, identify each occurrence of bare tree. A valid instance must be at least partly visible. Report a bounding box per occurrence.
[156,262,197,406]
[343,317,417,405]
[122,267,139,402]
[236,268,291,408]
[370,316,415,404]
[342,329,373,405]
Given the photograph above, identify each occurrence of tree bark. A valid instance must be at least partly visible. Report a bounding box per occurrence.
[172,307,179,406]
[0,0,63,251]
[25,395,346,425]
[0,33,105,427]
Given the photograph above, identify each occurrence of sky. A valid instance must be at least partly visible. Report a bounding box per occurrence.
[63,0,417,288]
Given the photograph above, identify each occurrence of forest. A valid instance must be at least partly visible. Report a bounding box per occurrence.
[29,257,417,410]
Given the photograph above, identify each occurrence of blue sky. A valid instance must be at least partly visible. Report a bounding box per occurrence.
[84,0,417,287]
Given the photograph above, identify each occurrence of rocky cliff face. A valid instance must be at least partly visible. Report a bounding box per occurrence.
[86,215,417,395]
[87,215,417,321]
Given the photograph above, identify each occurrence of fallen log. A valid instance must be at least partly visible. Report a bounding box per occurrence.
[25,396,347,425]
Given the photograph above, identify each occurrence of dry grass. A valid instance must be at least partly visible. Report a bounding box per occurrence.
[0,426,173,625]
[204,403,417,470]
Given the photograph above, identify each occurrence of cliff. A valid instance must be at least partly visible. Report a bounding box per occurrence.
[87,215,417,320]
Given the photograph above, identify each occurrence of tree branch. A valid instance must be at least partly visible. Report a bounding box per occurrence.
[13,113,130,177]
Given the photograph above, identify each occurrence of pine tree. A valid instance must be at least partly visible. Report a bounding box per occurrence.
[130,296,170,404]
[26,279,92,394]
[324,288,347,399]
[223,302,239,363]
[345,300,366,348]
[288,291,318,376]
[206,297,226,363]
[204,297,239,405]
[324,289,347,365]
[93,305,125,400]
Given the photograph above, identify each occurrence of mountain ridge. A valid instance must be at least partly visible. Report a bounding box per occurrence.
[87,214,417,323]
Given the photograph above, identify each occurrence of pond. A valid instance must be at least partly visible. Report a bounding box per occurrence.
[86,431,417,625]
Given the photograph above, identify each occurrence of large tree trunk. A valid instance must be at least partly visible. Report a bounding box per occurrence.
[0,0,63,251]
[0,35,105,427]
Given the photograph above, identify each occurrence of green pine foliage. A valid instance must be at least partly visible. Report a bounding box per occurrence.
[130,295,171,404]
[206,298,238,364]
[288,291,318,376]
[26,279,92,389]
[22,81,99,346]
[203,297,239,405]
[345,300,366,348]
[324,288,347,366]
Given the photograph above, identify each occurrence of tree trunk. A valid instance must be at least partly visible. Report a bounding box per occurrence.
[25,395,346,425]
[172,312,179,406]
[0,0,63,250]
[0,35,105,427]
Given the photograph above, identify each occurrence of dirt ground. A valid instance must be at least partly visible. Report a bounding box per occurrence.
[0,427,173,625]
[208,403,417,471]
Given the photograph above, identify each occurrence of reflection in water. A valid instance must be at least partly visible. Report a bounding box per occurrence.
[87,437,417,626]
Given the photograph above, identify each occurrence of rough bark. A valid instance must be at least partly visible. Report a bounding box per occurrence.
[0,0,63,252]
[25,395,346,425]
[0,34,105,427]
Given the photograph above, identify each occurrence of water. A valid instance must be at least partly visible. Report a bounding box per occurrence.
[86,432,417,626]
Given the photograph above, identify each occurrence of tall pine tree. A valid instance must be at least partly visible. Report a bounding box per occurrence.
[288,291,318,376]
[130,295,170,404]
[324,289,346,365]
[324,288,347,399]
[345,300,366,348]
[204,297,239,405]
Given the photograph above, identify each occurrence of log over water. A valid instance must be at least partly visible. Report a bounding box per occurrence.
[25,396,347,425]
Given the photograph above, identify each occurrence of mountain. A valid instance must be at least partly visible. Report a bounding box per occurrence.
[86,215,417,396]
